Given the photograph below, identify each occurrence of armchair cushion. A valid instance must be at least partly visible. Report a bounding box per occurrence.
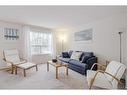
[87,70,112,89]
[14,60,26,65]
[4,49,20,63]
[87,61,126,89]
[105,61,126,81]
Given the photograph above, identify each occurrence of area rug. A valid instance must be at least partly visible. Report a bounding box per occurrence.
[0,64,88,89]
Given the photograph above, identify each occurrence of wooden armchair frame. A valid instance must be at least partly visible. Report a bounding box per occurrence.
[3,50,38,77]
[89,63,123,89]
[91,63,107,71]
[3,54,27,74]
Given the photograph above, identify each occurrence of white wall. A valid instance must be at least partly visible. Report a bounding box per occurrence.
[64,14,127,64]
[54,30,70,55]
[0,21,23,67]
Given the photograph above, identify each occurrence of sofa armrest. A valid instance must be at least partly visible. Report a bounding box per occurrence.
[86,57,98,70]
[91,63,106,70]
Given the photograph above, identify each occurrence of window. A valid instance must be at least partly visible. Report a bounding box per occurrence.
[30,31,52,55]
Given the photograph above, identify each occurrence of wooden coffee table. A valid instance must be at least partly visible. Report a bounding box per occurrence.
[47,61,69,79]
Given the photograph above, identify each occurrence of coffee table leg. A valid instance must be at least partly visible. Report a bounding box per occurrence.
[66,66,68,75]
[56,67,58,79]
[47,62,49,71]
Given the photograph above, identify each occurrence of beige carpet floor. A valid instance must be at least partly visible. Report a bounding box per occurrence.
[0,64,88,89]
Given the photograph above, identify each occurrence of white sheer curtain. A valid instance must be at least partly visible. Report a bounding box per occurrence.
[23,26,56,62]
[23,26,32,62]
[51,31,57,59]
[30,31,52,55]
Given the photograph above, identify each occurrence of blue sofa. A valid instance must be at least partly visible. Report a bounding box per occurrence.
[58,51,97,75]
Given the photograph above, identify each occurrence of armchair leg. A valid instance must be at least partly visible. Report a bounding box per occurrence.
[89,78,94,89]
[36,65,38,71]
[23,69,26,77]
[89,84,92,89]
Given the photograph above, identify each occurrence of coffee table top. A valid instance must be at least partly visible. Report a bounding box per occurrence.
[47,61,68,67]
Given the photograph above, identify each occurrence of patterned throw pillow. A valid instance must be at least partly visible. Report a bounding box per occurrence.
[71,51,82,61]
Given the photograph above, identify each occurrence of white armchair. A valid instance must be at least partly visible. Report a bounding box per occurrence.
[3,49,38,77]
[87,61,126,89]
[3,49,27,73]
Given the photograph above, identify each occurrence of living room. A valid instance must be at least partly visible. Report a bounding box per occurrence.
[0,5,127,93]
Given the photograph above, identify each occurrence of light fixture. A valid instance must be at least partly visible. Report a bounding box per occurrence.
[118,31,123,63]
[59,34,65,52]
[118,27,126,63]
[55,27,68,53]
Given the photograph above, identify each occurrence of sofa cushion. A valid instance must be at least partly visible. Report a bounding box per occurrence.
[69,64,88,75]
[62,52,70,58]
[81,52,93,63]
[69,59,87,69]
[82,56,92,63]
[68,50,73,58]
[59,57,71,63]
[84,52,93,57]
[86,57,97,69]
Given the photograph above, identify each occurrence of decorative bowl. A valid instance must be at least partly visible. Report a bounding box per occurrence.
[52,59,57,63]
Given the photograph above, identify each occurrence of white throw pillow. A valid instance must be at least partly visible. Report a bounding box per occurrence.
[71,51,82,61]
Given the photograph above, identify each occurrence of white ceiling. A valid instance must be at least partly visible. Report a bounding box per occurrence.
[0,6,127,29]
